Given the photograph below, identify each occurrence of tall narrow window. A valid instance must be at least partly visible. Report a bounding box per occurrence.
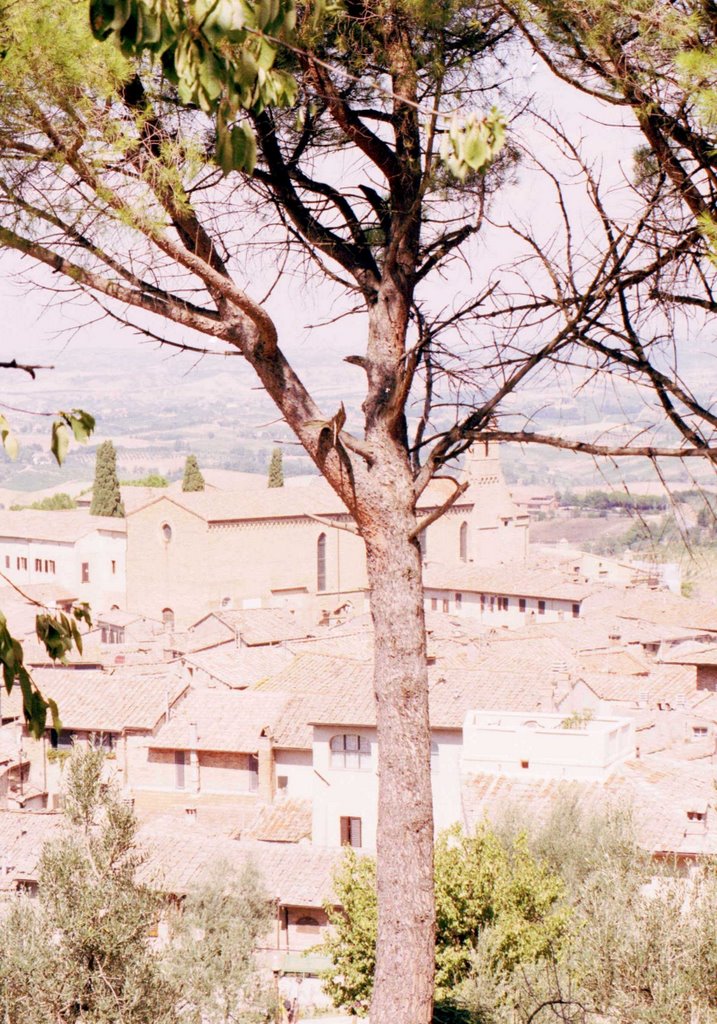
[340,816,362,848]
[248,753,259,792]
[418,529,427,561]
[317,532,327,591]
[162,607,175,629]
[459,521,468,562]
[538,600,546,615]
[81,562,90,583]
[174,750,186,790]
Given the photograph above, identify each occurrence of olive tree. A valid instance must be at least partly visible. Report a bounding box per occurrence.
[0,747,175,1024]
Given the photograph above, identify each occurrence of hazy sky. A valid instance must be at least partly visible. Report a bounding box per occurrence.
[0,59,696,435]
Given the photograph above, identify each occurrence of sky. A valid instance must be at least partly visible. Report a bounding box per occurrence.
[1,54,711,455]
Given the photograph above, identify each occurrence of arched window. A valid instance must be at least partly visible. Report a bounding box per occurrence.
[161,522,172,542]
[459,521,468,562]
[162,607,175,629]
[330,733,371,770]
[317,532,327,591]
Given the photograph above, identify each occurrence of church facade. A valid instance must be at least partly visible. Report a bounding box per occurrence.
[125,444,528,628]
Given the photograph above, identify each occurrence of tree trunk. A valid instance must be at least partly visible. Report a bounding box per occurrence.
[361,455,435,1024]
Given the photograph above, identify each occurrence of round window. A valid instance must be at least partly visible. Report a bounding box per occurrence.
[161,523,172,542]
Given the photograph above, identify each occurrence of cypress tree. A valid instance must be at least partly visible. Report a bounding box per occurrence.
[90,440,124,517]
[267,447,284,488]
[182,454,205,492]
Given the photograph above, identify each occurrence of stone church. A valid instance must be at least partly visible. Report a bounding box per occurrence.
[125,444,528,628]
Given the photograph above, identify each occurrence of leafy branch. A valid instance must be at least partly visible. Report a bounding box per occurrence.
[0,407,95,465]
[0,575,92,738]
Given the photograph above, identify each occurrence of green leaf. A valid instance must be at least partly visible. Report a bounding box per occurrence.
[73,602,93,628]
[47,697,62,734]
[216,119,257,174]
[51,420,71,466]
[0,413,18,460]
[66,409,96,443]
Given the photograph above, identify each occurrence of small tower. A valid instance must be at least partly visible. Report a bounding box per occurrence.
[460,440,504,488]
[460,442,529,564]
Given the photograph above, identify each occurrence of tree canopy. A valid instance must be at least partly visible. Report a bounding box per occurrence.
[267,447,284,488]
[2,0,717,1020]
[322,825,569,1014]
[90,441,125,517]
[181,454,205,491]
[0,746,273,1024]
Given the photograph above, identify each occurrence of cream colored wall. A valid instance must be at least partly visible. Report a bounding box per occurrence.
[424,589,581,625]
[274,748,313,799]
[311,725,378,850]
[204,518,367,610]
[0,538,75,590]
[126,500,368,628]
[461,710,635,780]
[419,504,528,572]
[431,731,463,833]
[311,726,468,850]
[129,746,180,792]
[471,519,529,564]
[197,750,255,794]
[0,531,125,612]
[76,530,126,610]
[126,502,212,628]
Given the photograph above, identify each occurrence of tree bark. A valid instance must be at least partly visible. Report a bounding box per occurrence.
[360,449,435,1024]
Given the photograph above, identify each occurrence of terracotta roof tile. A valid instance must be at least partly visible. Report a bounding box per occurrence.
[461,752,717,857]
[150,688,288,752]
[182,645,294,688]
[3,666,188,732]
[0,509,125,542]
[582,589,717,633]
[242,799,312,843]
[0,810,64,889]
[423,564,593,601]
[137,824,342,905]
[128,476,468,524]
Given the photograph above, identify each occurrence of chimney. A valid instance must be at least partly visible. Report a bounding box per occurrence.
[257,731,275,803]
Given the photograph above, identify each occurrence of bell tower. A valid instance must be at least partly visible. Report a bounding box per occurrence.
[459,442,529,564]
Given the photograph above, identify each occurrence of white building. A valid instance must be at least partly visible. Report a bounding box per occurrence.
[0,509,126,611]
[461,710,635,780]
[423,564,591,625]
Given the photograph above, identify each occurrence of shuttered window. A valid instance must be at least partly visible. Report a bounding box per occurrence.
[340,816,362,848]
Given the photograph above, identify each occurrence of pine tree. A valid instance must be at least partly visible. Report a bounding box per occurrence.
[182,454,205,492]
[267,448,284,489]
[90,440,124,517]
